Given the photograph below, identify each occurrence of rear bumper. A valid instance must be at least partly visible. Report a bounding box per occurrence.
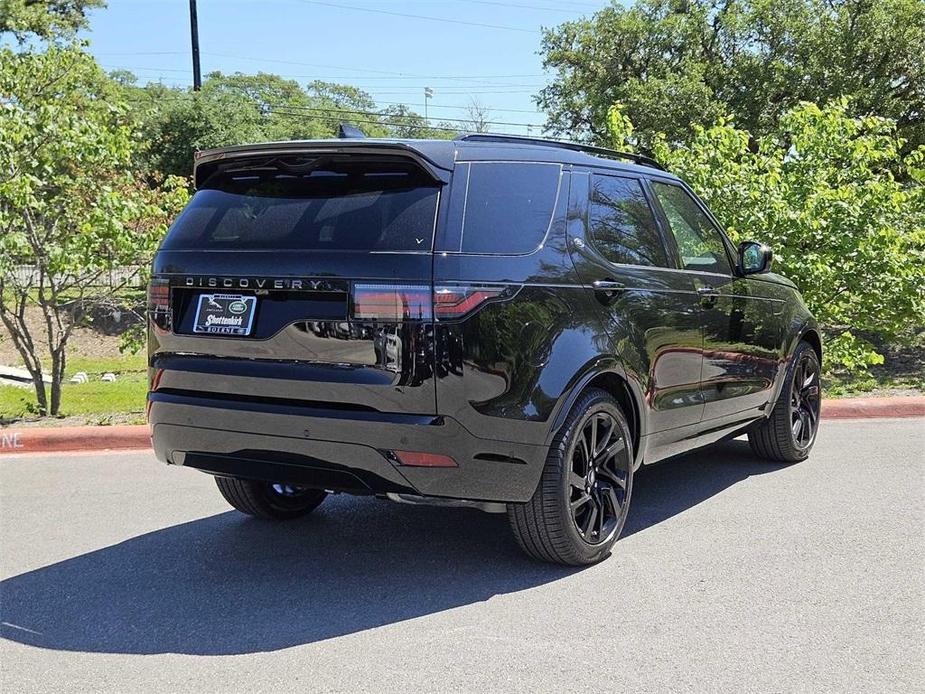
[148,392,546,503]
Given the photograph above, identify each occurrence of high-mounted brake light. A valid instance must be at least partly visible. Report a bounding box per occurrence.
[352,284,432,321]
[433,286,505,320]
[147,278,171,330]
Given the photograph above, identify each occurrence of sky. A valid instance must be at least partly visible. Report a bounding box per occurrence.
[81,0,609,135]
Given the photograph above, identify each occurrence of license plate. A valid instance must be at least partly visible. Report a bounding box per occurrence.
[192,294,257,336]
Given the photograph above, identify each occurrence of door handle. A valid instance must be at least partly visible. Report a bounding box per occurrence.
[592,280,625,291]
[697,286,718,296]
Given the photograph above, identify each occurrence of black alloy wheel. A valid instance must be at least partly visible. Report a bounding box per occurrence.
[748,340,821,463]
[215,476,328,519]
[508,388,634,565]
[789,349,821,448]
[569,411,631,545]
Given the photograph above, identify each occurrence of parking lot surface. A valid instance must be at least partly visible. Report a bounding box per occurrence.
[1,418,923,693]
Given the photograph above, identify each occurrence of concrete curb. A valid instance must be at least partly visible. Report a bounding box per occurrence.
[0,425,150,455]
[821,396,925,420]
[1,396,923,455]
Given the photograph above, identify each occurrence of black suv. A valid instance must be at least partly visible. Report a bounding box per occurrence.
[148,134,821,565]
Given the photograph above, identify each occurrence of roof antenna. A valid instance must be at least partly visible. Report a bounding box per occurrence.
[337,123,367,139]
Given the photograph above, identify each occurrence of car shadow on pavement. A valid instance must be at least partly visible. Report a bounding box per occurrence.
[623,438,787,538]
[0,440,784,656]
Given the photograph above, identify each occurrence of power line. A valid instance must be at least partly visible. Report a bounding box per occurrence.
[259,108,464,133]
[456,0,593,14]
[107,68,543,114]
[101,64,546,91]
[124,93,540,129]
[293,0,540,34]
[201,51,547,82]
[262,104,539,129]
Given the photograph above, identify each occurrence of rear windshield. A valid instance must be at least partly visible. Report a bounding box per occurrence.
[161,159,440,252]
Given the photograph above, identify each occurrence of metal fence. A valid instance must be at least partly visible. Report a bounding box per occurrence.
[6,265,145,289]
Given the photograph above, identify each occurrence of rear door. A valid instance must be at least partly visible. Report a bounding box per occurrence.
[148,152,443,414]
[567,170,705,433]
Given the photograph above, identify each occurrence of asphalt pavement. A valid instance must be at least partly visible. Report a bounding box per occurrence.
[1,418,922,693]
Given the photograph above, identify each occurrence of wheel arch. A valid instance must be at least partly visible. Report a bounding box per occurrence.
[766,322,822,419]
[546,364,644,467]
[801,327,822,366]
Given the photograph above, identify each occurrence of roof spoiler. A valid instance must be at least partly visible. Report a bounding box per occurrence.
[192,141,453,188]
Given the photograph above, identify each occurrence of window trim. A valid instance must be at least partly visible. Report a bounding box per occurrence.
[645,177,736,277]
[586,171,674,270]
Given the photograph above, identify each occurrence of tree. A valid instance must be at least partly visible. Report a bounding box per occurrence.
[0,0,104,41]
[379,104,455,139]
[464,98,492,133]
[539,0,925,152]
[651,100,925,372]
[126,75,449,178]
[0,45,188,415]
[127,73,334,179]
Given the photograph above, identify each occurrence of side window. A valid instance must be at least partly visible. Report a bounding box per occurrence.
[590,174,669,267]
[460,162,560,254]
[651,181,731,274]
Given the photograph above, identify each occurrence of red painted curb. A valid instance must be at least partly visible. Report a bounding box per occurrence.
[1,396,922,455]
[821,396,925,419]
[0,425,150,455]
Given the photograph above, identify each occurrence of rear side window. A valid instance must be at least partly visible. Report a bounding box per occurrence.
[161,159,439,252]
[590,174,669,267]
[459,162,561,254]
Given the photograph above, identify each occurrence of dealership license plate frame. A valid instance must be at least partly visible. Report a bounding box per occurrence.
[192,293,257,336]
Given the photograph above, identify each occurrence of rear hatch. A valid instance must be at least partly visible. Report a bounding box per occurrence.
[148,149,446,415]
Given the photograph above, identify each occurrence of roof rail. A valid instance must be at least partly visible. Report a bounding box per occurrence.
[457,133,664,170]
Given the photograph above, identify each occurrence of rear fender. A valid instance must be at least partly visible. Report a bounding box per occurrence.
[544,359,646,469]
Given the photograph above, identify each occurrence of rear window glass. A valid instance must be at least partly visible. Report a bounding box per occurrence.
[459,162,561,254]
[161,160,439,252]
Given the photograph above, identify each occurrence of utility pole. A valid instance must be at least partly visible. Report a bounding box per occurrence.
[189,0,202,91]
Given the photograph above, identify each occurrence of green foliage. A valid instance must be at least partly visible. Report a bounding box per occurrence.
[651,100,925,372]
[605,104,635,152]
[0,43,188,415]
[0,0,104,41]
[540,0,925,152]
[123,73,451,179]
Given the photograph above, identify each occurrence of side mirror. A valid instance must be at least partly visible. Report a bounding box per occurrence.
[738,241,773,275]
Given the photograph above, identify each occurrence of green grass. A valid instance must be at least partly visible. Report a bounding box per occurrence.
[822,372,925,398]
[0,355,148,424]
[65,352,146,375]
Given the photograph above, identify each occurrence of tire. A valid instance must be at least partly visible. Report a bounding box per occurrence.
[748,340,821,463]
[508,388,634,566]
[214,477,327,520]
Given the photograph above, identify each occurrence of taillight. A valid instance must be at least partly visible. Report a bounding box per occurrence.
[433,286,505,320]
[350,283,512,322]
[147,278,171,330]
[352,284,432,321]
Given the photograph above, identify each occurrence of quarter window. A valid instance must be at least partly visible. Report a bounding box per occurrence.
[459,162,561,254]
[590,175,669,267]
[651,181,731,274]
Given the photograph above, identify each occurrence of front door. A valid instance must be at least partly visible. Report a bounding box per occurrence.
[648,179,781,422]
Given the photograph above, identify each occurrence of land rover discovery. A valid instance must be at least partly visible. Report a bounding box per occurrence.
[147,133,821,565]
